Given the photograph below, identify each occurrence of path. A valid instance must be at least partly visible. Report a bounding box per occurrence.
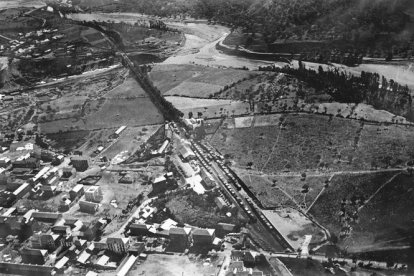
[260,125,282,172]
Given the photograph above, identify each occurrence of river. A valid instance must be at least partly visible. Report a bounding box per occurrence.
[67,12,414,90]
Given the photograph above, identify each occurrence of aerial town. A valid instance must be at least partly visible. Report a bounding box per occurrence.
[1,0,414,276]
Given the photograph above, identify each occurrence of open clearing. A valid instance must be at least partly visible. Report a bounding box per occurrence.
[235,169,326,210]
[211,113,360,172]
[126,253,220,276]
[210,113,414,173]
[263,208,326,249]
[308,171,400,247]
[344,174,414,253]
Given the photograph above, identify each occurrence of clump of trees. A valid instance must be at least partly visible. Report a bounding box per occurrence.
[271,62,412,118]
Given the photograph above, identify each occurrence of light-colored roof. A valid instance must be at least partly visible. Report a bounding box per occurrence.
[12,182,30,196]
[160,218,177,231]
[185,175,205,194]
[85,272,98,276]
[54,256,69,269]
[153,175,166,183]
[115,125,127,135]
[77,251,91,264]
[96,255,110,266]
[116,255,137,276]
[33,166,50,182]
[71,184,84,193]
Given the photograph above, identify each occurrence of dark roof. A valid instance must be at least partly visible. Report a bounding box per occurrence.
[217,223,236,231]
[169,227,188,235]
[32,212,61,220]
[129,223,149,230]
[52,225,70,233]
[192,228,214,237]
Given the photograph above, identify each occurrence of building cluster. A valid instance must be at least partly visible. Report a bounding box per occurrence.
[226,250,265,276]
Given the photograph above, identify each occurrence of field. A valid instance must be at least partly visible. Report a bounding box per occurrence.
[353,124,414,169]
[38,69,164,148]
[235,169,326,210]
[211,113,414,173]
[263,208,326,249]
[344,173,414,253]
[46,130,91,152]
[104,125,162,162]
[83,97,163,129]
[149,64,260,97]
[309,171,399,244]
[211,113,361,172]
[165,96,251,119]
[123,253,221,276]
[0,0,45,9]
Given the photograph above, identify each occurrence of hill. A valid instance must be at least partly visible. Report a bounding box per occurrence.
[69,0,414,64]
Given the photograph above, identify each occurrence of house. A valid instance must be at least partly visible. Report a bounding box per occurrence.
[151,175,167,194]
[62,167,74,178]
[169,227,191,250]
[128,242,145,256]
[114,125,127,137]
[85,185,103,203]
[31,211,62,223]
[79,200,99,214]
[96,255,110,267]
[200,168,216,189]
[31,233,61,250]
[192,228,215,247]
[32,166,50,183]
[71,157,89,172]
[12,182,31,199]
[215,197,228,211]
[69,184,84,200]
[77,250,91,264]
[173,158,195,178]
[107,237,130,254]
[0,190,16,207]
[160,218,177,231]
[0,157,11,168]
[52,225,71,235]
[54,256,69,271]
[178,144,196,161]
[128,223,149,236]
[20,247,48,265]
[216,223,236,237]
[41,185,57,198]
